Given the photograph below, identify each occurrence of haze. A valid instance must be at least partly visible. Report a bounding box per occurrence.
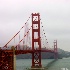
[0,0,70,51]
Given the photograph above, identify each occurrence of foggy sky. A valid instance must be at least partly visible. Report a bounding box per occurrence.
[0,0,70,51]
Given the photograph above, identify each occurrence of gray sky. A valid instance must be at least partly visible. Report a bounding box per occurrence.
[0,0,70,51]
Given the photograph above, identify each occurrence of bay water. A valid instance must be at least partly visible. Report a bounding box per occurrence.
[16,59,70,70]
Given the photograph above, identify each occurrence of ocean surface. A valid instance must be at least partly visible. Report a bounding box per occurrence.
[16,58,70,70]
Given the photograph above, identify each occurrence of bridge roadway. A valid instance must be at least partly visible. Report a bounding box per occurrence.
[0,48,54,55]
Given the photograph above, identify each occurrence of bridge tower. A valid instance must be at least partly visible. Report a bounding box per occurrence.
[31,13,42,68]
[54,40,58,59]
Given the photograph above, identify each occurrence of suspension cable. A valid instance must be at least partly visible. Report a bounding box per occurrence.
[40,21,51,49]
[4,15,31,47]
[16,26,32,47]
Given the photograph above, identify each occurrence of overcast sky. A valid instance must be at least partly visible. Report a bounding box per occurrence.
[0,0,70,51]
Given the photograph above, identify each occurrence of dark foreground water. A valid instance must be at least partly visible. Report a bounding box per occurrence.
[16,58,70,70]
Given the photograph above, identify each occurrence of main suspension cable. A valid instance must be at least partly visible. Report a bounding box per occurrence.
[4,15,31,47]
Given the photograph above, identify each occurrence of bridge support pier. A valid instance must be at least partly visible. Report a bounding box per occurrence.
[54,40,58,59]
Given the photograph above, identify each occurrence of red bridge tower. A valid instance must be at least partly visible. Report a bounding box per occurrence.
[32,13,42,68]
[54,40,58,59]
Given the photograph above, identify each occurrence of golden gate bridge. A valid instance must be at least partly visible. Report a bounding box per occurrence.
[0,13,58,70]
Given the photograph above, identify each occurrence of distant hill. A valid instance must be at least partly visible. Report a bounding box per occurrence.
[58,48,70,59]
[16,48,70,59]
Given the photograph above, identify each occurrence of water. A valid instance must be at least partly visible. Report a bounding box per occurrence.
[16,59,53,70]
[47,59,70,70]
[16,59,70,70]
